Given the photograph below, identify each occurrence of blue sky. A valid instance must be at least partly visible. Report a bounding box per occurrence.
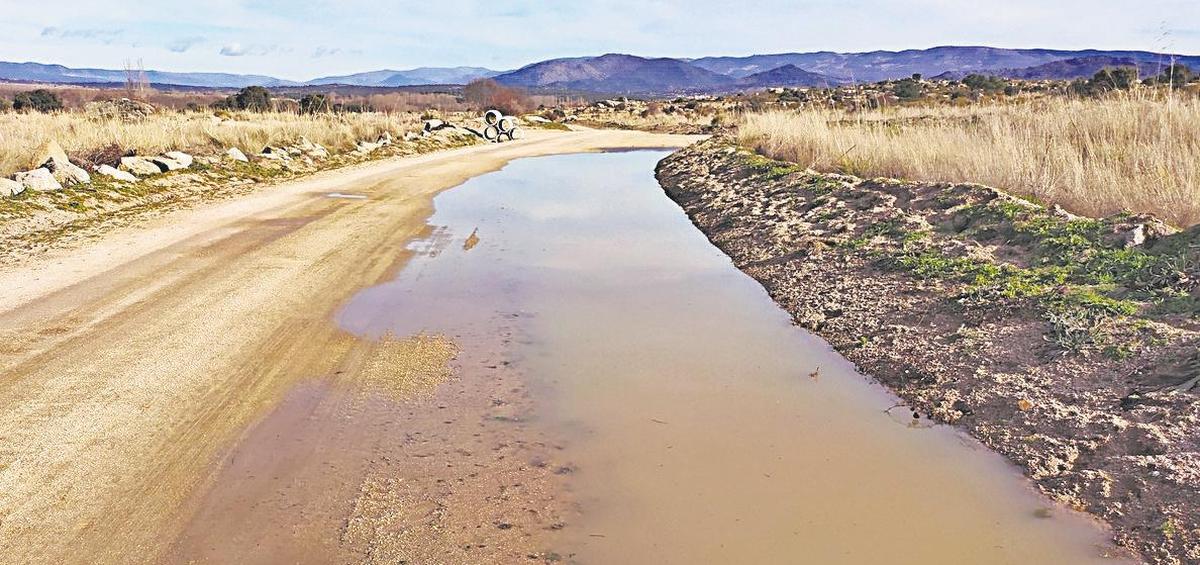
[2,0,1197,80]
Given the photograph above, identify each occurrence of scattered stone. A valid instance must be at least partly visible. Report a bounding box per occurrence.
[259,146,292,161]
[226,147,249,162]
[15,168,63,192]
[404,131,421,142]
[524,115,551,123]
[377,132,393,146]
[423,119,447,133]
[119,156,162,177]
[355,140,381,154]
[32,140,90,186]
[0,177,25,197]
[94,165,138,182]
[150,156,186,172]
[295,137,329,158]
[163,151,194,168]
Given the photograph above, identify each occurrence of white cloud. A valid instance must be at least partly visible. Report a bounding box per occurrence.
[219,42,283,57]
[167,36,205,53]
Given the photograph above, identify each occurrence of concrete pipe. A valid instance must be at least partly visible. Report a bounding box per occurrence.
[497,116,516,132]
[484,110,502,126]
[483,125,500,141]
[509,127,525,140]
[500,131,514,142]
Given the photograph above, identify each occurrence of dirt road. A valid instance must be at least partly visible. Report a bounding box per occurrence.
[0,129,698,564]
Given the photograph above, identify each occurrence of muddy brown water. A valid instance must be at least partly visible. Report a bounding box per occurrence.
[174,150,1132,563]
[329,150,1132,564]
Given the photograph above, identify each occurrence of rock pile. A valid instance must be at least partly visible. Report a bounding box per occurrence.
[84,98,156,122]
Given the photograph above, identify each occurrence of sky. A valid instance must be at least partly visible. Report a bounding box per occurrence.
[1,0,1198,80]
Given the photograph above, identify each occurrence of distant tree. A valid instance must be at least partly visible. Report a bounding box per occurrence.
[961,74,1006,92]
[893,78,923,100]
[233,86,272,111]
[1150,63,1194,86]
[1003,84,1020,96]
[299,93,330,114]
[911,73,922,81]
[12,89,64,112]
[463,79,530,115]
[1090,67,1139,91]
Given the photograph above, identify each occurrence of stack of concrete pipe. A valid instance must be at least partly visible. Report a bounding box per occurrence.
[483,109,523,143]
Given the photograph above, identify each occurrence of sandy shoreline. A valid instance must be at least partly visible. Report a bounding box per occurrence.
[0,128,698,564]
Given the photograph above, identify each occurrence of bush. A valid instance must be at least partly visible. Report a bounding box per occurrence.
[299,93,329,114]
[1150,63,1194,86]
[234,86,272,112]
[1091,67,1139,91]
[0,97,10,112]
[12,89,64,113]
[893,78,923,100]
[962,74,1006,92]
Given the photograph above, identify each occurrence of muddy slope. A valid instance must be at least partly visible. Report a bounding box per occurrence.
[656,138,1199,564]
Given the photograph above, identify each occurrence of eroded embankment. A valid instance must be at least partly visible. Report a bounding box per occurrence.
[656,138,1200,564]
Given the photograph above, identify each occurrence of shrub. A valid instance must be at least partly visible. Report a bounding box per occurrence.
[1090,67,1139,91]
[233,86,272,112]
[1150,63,1194,86]
[962,74,1006,92]
[12,89,64,113]
[0,97,10,112]
[299,93,329,114]
[893,78,923,100]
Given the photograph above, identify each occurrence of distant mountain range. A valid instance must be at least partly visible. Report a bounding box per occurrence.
[1,46,1196,95]
[305,67,499,87]
[492,53,738,92]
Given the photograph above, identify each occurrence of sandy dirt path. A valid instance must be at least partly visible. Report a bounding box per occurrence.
[0,129,698,564]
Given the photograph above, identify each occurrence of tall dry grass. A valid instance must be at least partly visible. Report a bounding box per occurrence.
[0,110,423,175]
[738,94,1200,227]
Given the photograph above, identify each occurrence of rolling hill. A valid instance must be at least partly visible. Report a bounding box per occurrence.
[304,67,499,86]
[736,64,846,88]
[492,53,735,94]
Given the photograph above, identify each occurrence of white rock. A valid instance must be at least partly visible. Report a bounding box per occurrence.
[15,168,63,192]
[120,156,162,176]
[163,151,193,168]
[377,132,393,146]
[95,165,138,182]
[355,141,381,154]
[0,177,25,197]
[226,147,249,162]
[259,146,292,161]
[151,156,186,171]
[33,140,90,185]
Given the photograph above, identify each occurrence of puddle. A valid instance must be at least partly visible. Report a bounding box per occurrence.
[336,150,1131,563]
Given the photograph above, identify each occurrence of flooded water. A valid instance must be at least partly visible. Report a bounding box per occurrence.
[338,151,1128,564]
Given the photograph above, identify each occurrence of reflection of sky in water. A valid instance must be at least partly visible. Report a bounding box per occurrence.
[337,151,730,337]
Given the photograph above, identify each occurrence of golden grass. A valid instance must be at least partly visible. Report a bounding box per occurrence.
[738,94,1200,227]
[0,110,423,175]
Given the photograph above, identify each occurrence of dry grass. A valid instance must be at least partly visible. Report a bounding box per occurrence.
[738,94,1200,227]
[0,110,423,175]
